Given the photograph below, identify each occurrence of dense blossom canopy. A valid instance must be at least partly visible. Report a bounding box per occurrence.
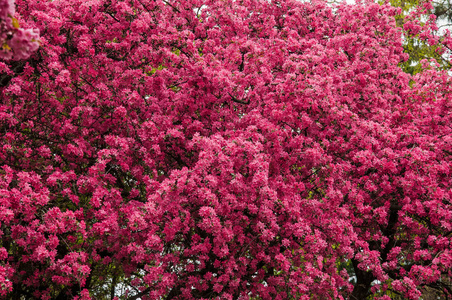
[1,0,452,299]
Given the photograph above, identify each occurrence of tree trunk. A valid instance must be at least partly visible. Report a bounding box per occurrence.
[350,258,374,300]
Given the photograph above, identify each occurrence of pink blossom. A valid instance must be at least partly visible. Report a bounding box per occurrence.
[0,0,451,298]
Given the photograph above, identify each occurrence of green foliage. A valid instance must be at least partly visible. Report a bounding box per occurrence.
[386,0,452,74]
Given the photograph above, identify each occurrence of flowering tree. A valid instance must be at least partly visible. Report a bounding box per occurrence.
[387,0,452,75]
[1,0,451,299]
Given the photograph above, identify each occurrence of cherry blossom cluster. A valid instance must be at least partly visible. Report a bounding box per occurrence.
[0,0,39,60]
[0,0,451,299]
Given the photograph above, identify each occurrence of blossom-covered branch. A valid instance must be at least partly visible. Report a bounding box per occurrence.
[0,0,39,60]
